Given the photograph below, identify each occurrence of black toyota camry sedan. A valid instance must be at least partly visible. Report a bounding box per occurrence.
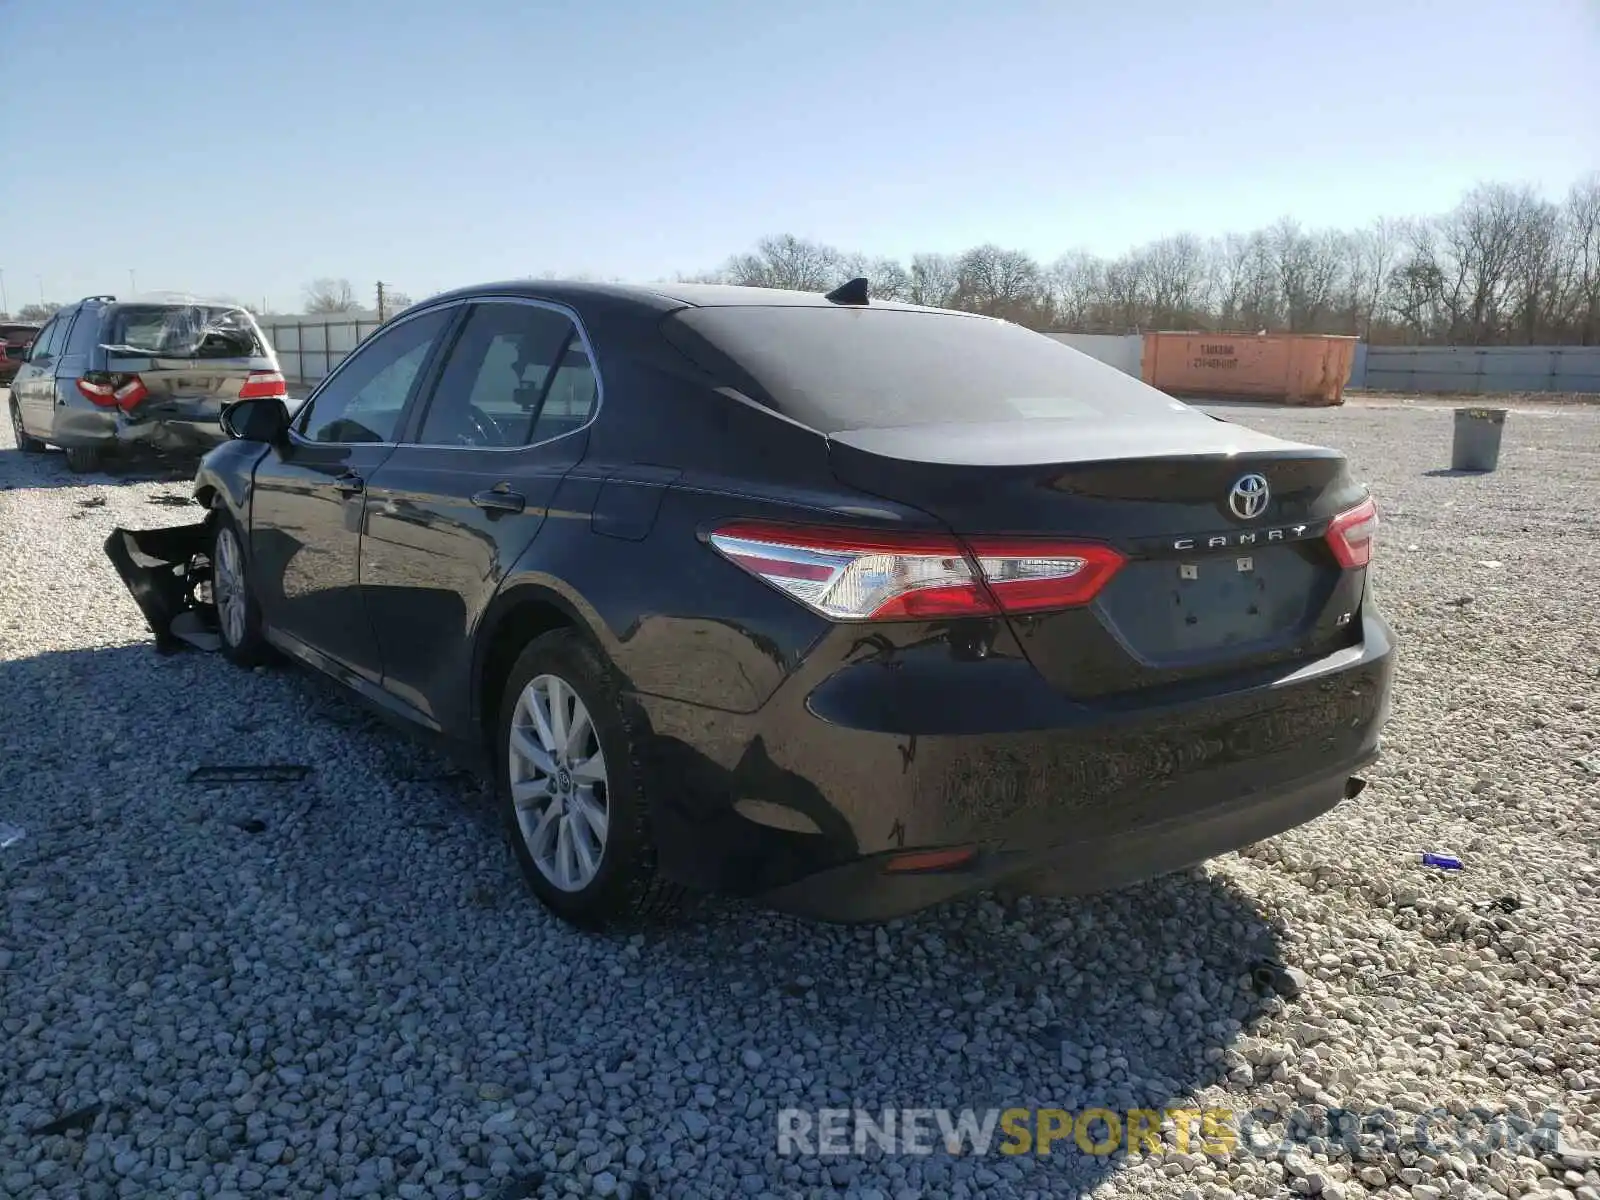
[106,279,1393,927]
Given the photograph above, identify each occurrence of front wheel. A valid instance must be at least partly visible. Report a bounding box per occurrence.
[497,629,683,928]
[211,512,269,667]
[8,397,45,453]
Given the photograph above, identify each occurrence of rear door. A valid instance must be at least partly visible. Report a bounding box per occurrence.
[360,298,599,729]
[247,305,457,684]
[15,314,65,432]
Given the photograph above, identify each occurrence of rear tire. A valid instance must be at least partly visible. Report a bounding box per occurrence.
[211,511,269,667]
[8,397,45,453]
[64,446,106,473]
[496,629,684,928]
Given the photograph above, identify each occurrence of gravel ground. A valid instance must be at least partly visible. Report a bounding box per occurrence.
[1,395,1597,1200]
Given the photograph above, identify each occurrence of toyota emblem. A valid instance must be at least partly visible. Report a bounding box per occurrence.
[1228,474,1270,520]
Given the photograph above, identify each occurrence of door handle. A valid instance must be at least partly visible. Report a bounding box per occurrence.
[472,488,526,514]
[333,472,364,495]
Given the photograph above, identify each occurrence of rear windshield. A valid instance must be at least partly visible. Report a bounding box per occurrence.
[663,306,1180,433]
[103,304,264,358]
[0,325,39,347]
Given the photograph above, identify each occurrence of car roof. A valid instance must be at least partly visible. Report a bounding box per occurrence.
[418,279,981,318]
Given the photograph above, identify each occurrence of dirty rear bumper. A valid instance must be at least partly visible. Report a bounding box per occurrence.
[757,758,1371,922]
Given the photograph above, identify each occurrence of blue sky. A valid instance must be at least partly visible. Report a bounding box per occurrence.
[2,0,1596,314]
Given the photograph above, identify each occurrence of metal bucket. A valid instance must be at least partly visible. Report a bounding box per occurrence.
[1451,407,1508,472]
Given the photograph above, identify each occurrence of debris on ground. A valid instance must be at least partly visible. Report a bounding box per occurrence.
[0,821,24,850]
[1420,851,1464,870]
[28,1102,109,1137]
[1249,958,1310,998]
[187,764,313,784]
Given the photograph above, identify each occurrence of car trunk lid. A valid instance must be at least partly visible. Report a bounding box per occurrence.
[827,413,1371,697]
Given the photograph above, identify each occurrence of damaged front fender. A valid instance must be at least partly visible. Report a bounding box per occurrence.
[104,522,219,653]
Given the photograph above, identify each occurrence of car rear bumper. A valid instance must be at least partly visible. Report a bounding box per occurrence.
[759,757,1372,922]
[51,404,225,452]
[634,609,1395,922]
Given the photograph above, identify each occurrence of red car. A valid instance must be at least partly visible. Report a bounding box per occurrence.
[0,323,41,387]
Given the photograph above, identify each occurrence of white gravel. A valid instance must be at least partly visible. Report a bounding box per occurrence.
[1,394,1597,1200]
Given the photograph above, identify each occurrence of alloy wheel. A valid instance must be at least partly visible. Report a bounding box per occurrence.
[508,673,609,892]
[212,526,248,648]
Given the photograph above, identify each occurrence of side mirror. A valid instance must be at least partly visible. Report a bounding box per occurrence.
[221,396,291,444]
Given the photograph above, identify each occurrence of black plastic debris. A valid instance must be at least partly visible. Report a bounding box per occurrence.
[78,496,106,509]
[232,818,268,834]
[1444,596,1474,608]
[1250,958,1309,998]
[104,524,213,653]
[1481,895,1521,914]
[148,492,194,508]
[29,1102,108,1136]
[188,764,312,785]
[170,611,222,653]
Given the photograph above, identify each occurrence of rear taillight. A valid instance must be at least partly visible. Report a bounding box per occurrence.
[707,521,1125,621]
[238,370,287,400]
[77,372,149,411]
[1326,497,1377,568]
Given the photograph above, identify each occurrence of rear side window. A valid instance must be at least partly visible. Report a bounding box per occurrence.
[415,302,593,448]
[664,306,1179,433]
[104,304,264,358]
[30,317,63,360]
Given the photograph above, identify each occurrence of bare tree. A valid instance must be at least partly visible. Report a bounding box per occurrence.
[1344,218,1403,339]
[303,278,360,314]
[838,254,913,301]
[1045,251,1104,329]
[720,235,842,292]
[1564,174,1600,344]
[692,174,1600,345]
[1141,234,1211,328]
[15,302,62,322]
[951,244,1052,326]
[909,254,961,308]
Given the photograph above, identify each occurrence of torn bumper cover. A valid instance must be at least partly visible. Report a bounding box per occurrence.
[104,523,221,653]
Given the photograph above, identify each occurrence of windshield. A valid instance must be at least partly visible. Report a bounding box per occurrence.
[104,304,264,358]
[664,305,1182,434]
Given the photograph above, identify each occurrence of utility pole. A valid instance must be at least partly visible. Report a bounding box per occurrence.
[0,269,8,318]
[376,281,388,323]
[129,269,137,294]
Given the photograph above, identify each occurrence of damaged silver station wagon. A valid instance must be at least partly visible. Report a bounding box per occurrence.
[8,295,285,473]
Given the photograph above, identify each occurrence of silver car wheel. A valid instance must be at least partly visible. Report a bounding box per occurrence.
[213,526,249,648]
[509,673,609,892]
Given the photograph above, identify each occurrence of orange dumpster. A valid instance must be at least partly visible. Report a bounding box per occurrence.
[1140,332,1358,406]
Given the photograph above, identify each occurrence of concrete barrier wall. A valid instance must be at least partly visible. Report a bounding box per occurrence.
[1356,345,1600,394]
[1046,332,1143,376]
